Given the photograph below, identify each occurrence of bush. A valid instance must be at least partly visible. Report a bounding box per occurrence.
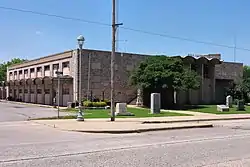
[83,101,93,107]
[102,99,111,106]
[83,101,107,107]
[94,102,107,107]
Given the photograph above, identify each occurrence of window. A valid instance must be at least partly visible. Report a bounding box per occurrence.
[24,69,28,74]
[37,67,42,72]
[9,72,13,75]
[45,89,50,94]
[191,64,198,72]
[19,89,22,93]
[19,70,22,74]
[14,71,17,75]
[203,64,209,78]
[37,89,42,94]
[30,68,35,73]
[24,89,28,93]
[63,88,70,95]
[53,64,59,70]
[30,89,34,94]
[63,62,69,68]
[44,65,50,71]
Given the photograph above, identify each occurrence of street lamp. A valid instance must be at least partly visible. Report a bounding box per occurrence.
[56,71,63,118]
[76,35,85,121]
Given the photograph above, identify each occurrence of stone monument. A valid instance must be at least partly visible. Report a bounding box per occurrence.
[237,100,245,111]
[151,93,161,114]
[136,89,143,106]
[115,103,135,116]
[226,95,233,108]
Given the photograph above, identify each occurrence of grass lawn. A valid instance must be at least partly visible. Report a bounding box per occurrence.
[36,107,191,120]
[189,105,250,114]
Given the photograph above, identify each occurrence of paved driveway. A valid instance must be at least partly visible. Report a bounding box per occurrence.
[0,102,73,122]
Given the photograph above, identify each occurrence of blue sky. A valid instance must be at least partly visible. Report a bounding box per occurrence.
[1,0,250,64]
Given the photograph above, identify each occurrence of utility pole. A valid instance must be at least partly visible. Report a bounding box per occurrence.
[111,0,122,121]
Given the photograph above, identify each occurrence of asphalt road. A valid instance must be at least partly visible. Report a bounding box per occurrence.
[0,102,72,122]
[1,119,250,166]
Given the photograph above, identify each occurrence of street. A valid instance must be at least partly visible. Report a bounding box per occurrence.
[0,102,72,122]
[1,102,250,166]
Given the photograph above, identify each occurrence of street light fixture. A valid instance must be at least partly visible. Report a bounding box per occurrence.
[55,71,63,118]
[76,35,85,121]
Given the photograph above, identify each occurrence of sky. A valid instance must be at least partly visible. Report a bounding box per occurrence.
[1,0,250,64]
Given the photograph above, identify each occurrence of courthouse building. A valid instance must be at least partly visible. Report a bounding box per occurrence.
[0,49,243,106]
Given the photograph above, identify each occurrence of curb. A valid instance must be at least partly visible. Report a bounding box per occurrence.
[69,124,213,134]
[142,117,250,124]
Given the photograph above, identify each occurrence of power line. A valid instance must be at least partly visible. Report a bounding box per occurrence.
[0,6,111,26]
[121,27,250,51]
[1,5,250,52]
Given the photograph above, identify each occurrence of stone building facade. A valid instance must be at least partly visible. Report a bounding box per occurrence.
[1,49,243,106]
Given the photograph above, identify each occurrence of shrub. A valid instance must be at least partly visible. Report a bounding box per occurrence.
[83,101,107,107]
[93,102,107,107]
[102,99,111,106]
[83,101,93,107]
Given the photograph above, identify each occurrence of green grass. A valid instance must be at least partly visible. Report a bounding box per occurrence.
[189,105,250,114]
[35,107,191,120]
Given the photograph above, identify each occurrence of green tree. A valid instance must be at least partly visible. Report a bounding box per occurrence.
[0,58,26,81]
[129,56,200,103]
[228,65,250,102]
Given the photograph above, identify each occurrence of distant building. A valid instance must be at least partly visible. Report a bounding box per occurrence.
[0,49,243,107]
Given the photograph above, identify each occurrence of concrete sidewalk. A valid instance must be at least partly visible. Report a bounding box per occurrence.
[32,119,213,133]
[31,113,250,133]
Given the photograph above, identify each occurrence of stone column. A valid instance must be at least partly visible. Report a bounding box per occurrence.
[59,82,63,106]
[6,86,9,98]
[34,85,37,103]
[59,62,63,74]
[50,83,54,105]
[34,67,37,78]
[16,86,19,100]
[28,68,31,78]
[28,85,31,103]
[42,83,45,104]
[41,66,45,77]
[50,64,53,77]
[22,84,25,102]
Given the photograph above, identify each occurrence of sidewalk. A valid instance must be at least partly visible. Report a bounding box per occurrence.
[31,114,250,134]
[32,119,213,133]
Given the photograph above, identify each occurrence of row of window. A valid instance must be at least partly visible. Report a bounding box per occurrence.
[9,62,70,76]
[9,88,70,95]
[191,64,210,78]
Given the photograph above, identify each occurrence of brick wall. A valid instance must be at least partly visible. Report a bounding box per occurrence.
[215,62,243,82]
[79,49,147,102]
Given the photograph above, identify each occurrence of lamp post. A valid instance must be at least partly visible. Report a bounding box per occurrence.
[55,71,63,118]
[76,35,85,121]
